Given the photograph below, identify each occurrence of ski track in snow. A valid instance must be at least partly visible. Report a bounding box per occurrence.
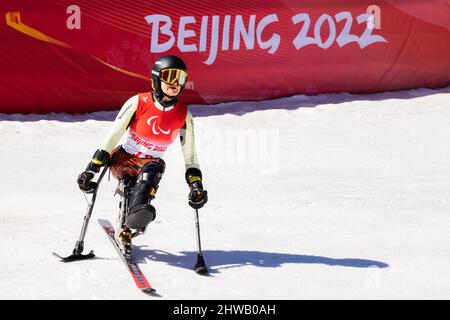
[0,86,449,299]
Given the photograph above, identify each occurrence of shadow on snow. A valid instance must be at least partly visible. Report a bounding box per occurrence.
[131,247,389,274]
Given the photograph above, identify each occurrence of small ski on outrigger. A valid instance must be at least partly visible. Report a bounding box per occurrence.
[98,218,156,294]
[52,167,109,262]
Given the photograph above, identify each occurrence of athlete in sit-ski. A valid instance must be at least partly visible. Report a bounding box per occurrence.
[77,55,208,250]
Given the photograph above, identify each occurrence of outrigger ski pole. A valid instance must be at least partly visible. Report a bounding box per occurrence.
[193,208,208,274]
[53,167,108,262]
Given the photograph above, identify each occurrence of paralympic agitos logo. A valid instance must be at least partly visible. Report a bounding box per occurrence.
[144,10,387,65]
[146,116,171,136]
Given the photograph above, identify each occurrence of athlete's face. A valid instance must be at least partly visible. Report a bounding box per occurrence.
[161,81,181,99]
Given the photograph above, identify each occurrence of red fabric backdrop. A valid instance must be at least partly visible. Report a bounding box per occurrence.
[1,0,449,113]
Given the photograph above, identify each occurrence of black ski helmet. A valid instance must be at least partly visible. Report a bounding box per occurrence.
[151,55,187,107]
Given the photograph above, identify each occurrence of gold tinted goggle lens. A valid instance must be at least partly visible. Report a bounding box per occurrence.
[160,69,187,86]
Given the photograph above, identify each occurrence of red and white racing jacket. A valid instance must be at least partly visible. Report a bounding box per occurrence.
[98,92,199,170]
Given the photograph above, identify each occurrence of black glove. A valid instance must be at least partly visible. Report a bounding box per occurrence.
[77,149,111,193]
[188,181,208,209]
[186,168,208,209]
[77,171,96,193]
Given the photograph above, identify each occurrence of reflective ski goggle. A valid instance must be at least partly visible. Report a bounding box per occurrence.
[160,68,188,86]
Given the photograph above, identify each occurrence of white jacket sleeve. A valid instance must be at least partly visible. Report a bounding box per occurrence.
[99,95,138,154]
[180,110,200,170]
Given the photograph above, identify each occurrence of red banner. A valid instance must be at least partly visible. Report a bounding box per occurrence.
[1,0,449,113]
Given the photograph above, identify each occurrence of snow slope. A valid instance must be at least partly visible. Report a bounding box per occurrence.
[0,87,449,299]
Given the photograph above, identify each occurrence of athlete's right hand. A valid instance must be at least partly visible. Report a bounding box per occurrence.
[77,171,96,193]
[77,149,111,193]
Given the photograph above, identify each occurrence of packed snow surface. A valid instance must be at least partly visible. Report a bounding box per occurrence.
[1,86,449,299]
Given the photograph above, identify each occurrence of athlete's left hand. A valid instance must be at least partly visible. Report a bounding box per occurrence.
[188,181,208,209]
